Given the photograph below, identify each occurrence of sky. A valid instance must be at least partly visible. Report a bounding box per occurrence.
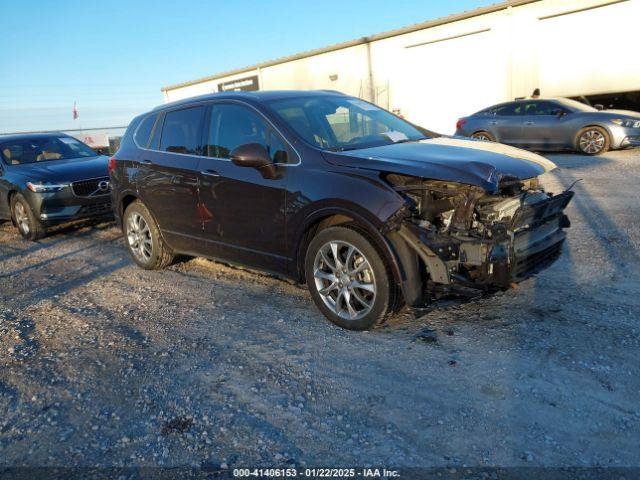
[0,0,492,134]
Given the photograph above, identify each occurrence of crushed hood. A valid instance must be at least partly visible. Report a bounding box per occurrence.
[324,136,557,191]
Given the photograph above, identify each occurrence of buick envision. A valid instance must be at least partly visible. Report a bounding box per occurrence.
[110,91,573,330]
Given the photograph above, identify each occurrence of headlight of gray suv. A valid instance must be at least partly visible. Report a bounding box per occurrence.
[26,181,70,193]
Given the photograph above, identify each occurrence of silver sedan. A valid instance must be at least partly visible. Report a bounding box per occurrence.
[455,97,640,155]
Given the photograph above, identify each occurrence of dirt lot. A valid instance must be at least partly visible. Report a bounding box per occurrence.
[1,149,639,474]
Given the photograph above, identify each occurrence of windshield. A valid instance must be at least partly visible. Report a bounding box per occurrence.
[0,136,97,165]
[266,95,429,151]
[555,98,597,113]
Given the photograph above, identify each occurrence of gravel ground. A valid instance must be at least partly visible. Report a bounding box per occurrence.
[1,149,639,474]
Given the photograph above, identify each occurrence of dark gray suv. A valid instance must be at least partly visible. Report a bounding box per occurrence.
[0,133,111,240]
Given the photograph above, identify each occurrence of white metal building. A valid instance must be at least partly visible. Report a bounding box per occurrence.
[161,0,640,134]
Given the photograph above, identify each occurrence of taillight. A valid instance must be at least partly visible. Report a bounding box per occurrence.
[456,118,467,130]
[108,157,116,174]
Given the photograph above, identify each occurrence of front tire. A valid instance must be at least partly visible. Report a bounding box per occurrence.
[11,193,44,241]
[123,201,174,270]
[305,226,393,331]
[577,126,609,155]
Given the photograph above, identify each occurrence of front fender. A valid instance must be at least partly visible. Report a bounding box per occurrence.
[286,167,407,279]
[287,166,405,260]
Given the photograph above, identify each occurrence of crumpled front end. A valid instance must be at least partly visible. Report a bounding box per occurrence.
[384,174,574,308]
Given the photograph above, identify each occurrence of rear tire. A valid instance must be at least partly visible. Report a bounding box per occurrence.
[576,126,609,155]
[11,193,44,241]
[123,201,174,270]
[305,226,394,331]
[471,131,495,142]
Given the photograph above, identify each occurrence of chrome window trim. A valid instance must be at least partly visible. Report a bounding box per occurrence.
[132,112,161,150]
[136,99,302,167]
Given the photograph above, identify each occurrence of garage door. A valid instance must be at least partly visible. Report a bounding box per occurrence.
[537,1,640,97]
[398,29,508,135]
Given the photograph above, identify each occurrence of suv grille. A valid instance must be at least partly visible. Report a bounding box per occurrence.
[72,177,110,197]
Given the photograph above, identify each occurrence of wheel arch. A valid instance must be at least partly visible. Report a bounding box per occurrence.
[117,190,143,228]
[293,206,407,301]
[471,129,495,141]
[575,123,612,147]
[8,188,35,225]
[118,192,177,255]
[120,193,139,217]
[6,189,19,225]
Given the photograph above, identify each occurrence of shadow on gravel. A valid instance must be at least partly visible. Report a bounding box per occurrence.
[1,248,128,306]
[551,161,639,269]
[544,153,612,171]
[46,218,115,238]
[0,220,115,264]
[0,241,117,279]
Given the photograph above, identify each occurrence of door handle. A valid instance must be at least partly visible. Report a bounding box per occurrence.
[141,159,153,164]
[489,121,498,125]
[524,121,535,126]
[201,169,220,177]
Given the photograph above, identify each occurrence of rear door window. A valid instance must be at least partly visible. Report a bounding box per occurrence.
[160,107,205,155]
[523,101,558,115]
[492,103,523,116]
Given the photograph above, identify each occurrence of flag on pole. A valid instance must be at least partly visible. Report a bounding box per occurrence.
[73,101,78,120]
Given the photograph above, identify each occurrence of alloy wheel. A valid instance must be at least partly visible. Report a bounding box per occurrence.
[127,213,153,262]
[579,129,605,154]
[313,240,377,321]
[14,202,30,235]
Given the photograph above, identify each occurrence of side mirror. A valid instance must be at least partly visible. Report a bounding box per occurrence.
[229,143,277,179]
[594,104,604,111]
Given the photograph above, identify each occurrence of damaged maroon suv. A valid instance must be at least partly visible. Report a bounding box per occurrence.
[109,91,573,330]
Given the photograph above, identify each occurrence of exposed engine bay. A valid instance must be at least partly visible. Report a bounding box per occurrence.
[384,173,574,308]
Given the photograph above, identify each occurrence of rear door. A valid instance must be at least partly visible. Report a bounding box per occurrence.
[520,101,567,149]
[196,101,290,273]
[488,103,525,145]
[136,105,206,252]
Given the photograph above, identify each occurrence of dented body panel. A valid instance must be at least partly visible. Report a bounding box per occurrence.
[335,139,574,308]
[325,136,556,192]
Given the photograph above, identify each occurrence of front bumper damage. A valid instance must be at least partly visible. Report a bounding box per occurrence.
[388,189,574,309]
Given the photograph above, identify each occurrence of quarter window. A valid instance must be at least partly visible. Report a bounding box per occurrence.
[135,114,158,148]
[160,107,205,155]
